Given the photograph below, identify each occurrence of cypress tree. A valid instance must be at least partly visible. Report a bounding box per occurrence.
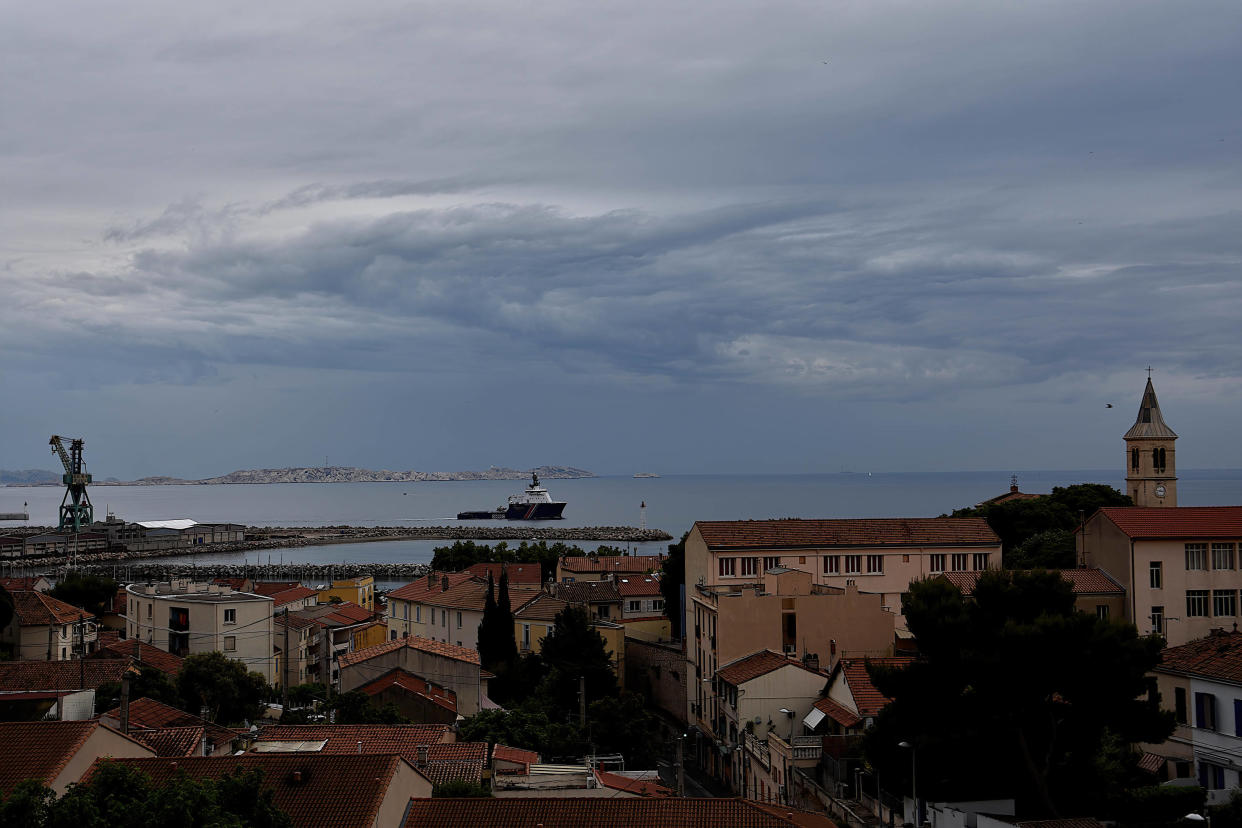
[477,573,499,667]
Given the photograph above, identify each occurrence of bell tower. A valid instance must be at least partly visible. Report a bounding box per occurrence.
[1124,372,1177,507]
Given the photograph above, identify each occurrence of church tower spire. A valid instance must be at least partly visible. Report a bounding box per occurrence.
[1124,373,1177,507]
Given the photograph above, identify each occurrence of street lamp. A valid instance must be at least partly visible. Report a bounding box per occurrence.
[1185,813,1210,827]
[899,740,918,827]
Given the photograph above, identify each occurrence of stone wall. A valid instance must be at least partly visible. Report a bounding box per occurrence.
[624,636,687,726]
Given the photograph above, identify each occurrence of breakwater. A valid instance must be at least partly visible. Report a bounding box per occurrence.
[82,561,432,584]
[248,525,673,543]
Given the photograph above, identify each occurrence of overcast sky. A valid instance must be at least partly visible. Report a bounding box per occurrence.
[2,0,1240,479]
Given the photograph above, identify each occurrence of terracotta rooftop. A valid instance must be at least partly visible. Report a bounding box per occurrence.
[559,555,667,574]
[0,576,48,591]
[466,562,543,583]
[812,696,862,729]
[1157,630,1242,684]
[357,668,457,713]
[252,724,481,784]
[0,659,128,692]
[1093,506,1242,540]
[295,601,377,627]
[130,725,207,757]
[249,582,302,596]
[615,575,663,597]
[694,518,999,550]
[101,697,237,747]
[836,657,915,717]
[9,590,93,626]
[551,580,622,604]
[941,568,1123,596]
[339,635,482,668]
[0,721,128,792]
[270,586,320,607]
[493,744,540,766]
[387,571,477,603]
[274,612,317,630]
[89,638,185,675]
[513,592,570,622]
[402,798,836,827]
[86,753,418,828]
[595,769,674,797]
[717,650,821,686]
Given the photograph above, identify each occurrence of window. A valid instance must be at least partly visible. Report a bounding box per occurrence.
[718,557,736,577]
[1213,543,1236,570]
[1096,605,1109,620]
[844,555,861,575]
[1150,561,1163,589]
[741,557,758,577]
[764,556,781,571]
[951,553,969,572]
[456,611,463,628]
[415,605,421,623]
[224,636,236,652]
[1214,590,1238,617]
[1187,590,1210,617]
[1131,447,1140,470]
[1196,692,1218,730]
[866,555,883,574]
[1186,543,1208,570]
[653,600,664,611]
[1235,699,1242,738]
[390,630,398,640]
[224,609,236,624]
[823,556,840,575]
[522,624,531,649]
[929,554,945,573]
[628,600,642,612]
[1174,687,1187,724]
[1151,606,1165,636]
[1200,762,1226,791]
[973,553,990,571]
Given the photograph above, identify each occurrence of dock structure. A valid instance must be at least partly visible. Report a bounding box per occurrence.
[0,513,29,521]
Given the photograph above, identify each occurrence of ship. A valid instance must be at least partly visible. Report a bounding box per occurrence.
[456,472,566,520]
[633,472,660,478]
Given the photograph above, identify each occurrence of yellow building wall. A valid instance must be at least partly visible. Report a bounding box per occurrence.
[319,577,375,611]
[353,621,388,651]
[621,617,673,642]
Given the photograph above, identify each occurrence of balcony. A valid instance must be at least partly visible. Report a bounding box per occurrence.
[744,730,771,769]
[790,735,822,761]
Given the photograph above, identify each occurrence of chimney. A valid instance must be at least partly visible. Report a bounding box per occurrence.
[427,573,435,588]
[201,735,209,756]
[441,575,449,592]
[357,740,362,754]
[802,652,819,671]
[417,745,429,768]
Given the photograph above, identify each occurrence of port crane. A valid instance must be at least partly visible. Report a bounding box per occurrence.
[50,435,93,532]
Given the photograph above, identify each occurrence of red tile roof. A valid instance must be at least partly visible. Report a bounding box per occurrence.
[559,555,667,574]
[401,798,834,827]
[811,696,862,729]
[101,697,237,747]
[466,562,543,583]
[695,518,999,550]
[252,725,481,784]
[1157,630,1242,684]
[836,657,915,717]
[493,744,539,766]
[513,593,569,622]
[316,601,377,625]
[615,575,662,597]
[594,769,674,797]
[0,576,48,591]
[130,726,206,757]
[0,721,97,791]
[9,590,93,626]
[274,612,317,630]
[358,668,458,713]
[717,650,821,686]
[387,572,477,603]
[338,635,481,668]
[552,581,622,605]
[86,753,415,828]
[89,638,185,675]
[941,568,1123,596]
[1137,752,1166,775]
[0,659,128,692]
[1095,506,1242,540]
[250,582,302,596]
[270,586,319,607]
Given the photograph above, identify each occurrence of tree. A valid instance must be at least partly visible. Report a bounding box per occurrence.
[862,570,1173,817]
[432,780,492,797]
[177,652,268,725]
[946,483,1131,564]
[95,664,180,714]
[49,574,118,617]
[329,690,408,724]
[0,584,13,633]
[430,539,590,582]
[660,532,687,638]
[476,571,520,704]
[536,605,617,715]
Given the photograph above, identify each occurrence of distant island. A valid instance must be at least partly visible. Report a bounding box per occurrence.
[2,465,594,486]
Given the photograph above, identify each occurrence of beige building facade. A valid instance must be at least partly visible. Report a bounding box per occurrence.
[126,581,275,682]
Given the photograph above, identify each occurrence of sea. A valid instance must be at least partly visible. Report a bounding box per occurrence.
[4,470,1242,576]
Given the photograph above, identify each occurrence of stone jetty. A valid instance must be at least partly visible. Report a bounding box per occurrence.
[84,561,432,584]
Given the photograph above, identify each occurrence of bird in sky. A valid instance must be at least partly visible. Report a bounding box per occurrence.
[1106,403,1113,408]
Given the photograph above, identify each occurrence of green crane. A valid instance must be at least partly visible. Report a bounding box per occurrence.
[50,435,93,532]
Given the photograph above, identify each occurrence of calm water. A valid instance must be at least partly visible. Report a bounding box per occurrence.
[4,470,1241,571]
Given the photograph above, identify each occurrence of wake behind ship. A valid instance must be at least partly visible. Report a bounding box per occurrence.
[457,472,566,520]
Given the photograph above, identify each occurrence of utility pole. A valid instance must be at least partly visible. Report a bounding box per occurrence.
[47,624,55,662]
[282,608,291,709]
[578,675,586,728]
[77,613,85,691]
[119,671,132,733]
[675,735,685,796]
